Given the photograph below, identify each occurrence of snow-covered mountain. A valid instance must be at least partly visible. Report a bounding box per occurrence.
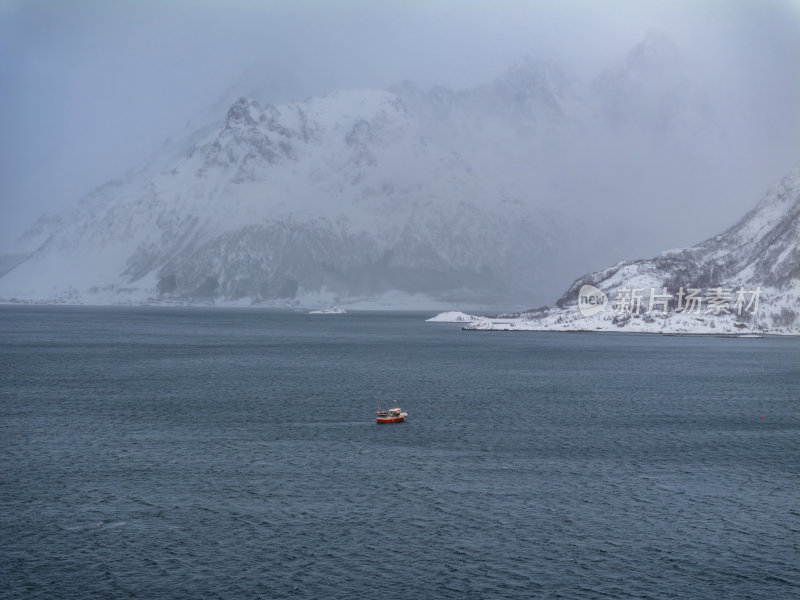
[0,31,751,308]
[459,164,800,334]
[0,88,563,307]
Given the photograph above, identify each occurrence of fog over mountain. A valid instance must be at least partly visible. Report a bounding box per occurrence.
[1,2,798,309]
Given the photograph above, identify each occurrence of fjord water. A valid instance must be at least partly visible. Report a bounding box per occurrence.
[1,306,797,600]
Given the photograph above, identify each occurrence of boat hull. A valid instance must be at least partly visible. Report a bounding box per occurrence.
[376,416,406,424]
[376,408,407,424]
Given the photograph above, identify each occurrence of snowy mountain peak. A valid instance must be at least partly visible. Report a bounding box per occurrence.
[499,56,569,92]
[596,27,683,94]
[492,56,573,121]
[225,97,263,127]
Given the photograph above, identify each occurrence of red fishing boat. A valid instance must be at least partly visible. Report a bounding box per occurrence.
[376,407,407,424]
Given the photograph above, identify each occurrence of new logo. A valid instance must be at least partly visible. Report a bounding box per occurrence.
[578,285,608,316]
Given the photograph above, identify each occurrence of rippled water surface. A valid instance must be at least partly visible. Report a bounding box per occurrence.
[1,306,798,599]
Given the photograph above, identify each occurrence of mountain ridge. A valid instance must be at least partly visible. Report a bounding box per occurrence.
[0,31,787,309]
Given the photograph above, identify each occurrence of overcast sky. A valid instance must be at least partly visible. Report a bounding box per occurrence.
[1,0,799,248]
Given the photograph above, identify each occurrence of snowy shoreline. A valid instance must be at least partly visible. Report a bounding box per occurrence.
[459,327,798,338]
[425,310,800,337]
[0,290,464,312]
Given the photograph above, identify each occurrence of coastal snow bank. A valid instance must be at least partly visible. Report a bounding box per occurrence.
[425,311,483,323]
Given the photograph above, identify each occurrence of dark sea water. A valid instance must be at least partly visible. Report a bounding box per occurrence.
[1,306,798,600]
